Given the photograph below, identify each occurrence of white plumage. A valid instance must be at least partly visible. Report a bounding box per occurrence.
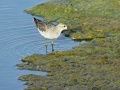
[33,17,68,52]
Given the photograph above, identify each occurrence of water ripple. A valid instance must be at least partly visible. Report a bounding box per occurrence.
[0,0,80,89]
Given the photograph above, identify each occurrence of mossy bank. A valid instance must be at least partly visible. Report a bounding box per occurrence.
[25,0,120,40]
[17,0,120,90]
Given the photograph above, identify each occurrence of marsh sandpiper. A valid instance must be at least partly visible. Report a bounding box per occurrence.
[33,17,67,53]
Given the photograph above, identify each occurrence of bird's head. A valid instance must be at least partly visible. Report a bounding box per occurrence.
[56,23,67,31]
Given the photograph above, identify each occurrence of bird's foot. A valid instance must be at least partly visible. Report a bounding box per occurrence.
[45,44,48,54]
[51,44,54,52]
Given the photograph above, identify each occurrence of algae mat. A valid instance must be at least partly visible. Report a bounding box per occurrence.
[17,37,120,90]
[17,0,120,90]
[25,0,120,40]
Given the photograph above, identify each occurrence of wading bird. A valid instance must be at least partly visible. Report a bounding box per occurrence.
[33,17,67,53]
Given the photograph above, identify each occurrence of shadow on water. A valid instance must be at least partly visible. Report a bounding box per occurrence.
[0,0,82,90]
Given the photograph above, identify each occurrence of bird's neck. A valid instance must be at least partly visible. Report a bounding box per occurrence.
[56,27,63,33]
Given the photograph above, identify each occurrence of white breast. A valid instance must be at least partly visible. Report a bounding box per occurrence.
[38,28,61,39]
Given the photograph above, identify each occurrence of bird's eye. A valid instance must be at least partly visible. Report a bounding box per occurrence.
[64,25,66,27]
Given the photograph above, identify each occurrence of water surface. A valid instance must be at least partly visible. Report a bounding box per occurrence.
[0,0,80,90]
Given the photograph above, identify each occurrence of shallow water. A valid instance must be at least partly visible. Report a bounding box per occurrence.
[0,0,80,90]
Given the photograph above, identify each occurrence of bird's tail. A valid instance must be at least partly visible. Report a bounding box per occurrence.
[33,17,46,31]
[33,17,44,28]
[33,17,39,27]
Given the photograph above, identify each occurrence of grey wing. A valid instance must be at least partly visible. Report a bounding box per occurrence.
[33,17,47,31]
[46,23,55,30]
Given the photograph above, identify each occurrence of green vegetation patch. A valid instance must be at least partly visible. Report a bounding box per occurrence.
[25,0,120,40]
[17,37,120,90]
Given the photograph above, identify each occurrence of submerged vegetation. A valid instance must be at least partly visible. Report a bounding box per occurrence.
[17,0,120,90]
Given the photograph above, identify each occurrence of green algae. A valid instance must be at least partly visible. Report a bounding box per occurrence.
[25,0,120,40]
[17,37,120,90]
[17,0,120,90]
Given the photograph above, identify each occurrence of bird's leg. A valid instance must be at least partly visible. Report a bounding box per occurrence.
[51,39,54,52]
[45,39,48,53]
